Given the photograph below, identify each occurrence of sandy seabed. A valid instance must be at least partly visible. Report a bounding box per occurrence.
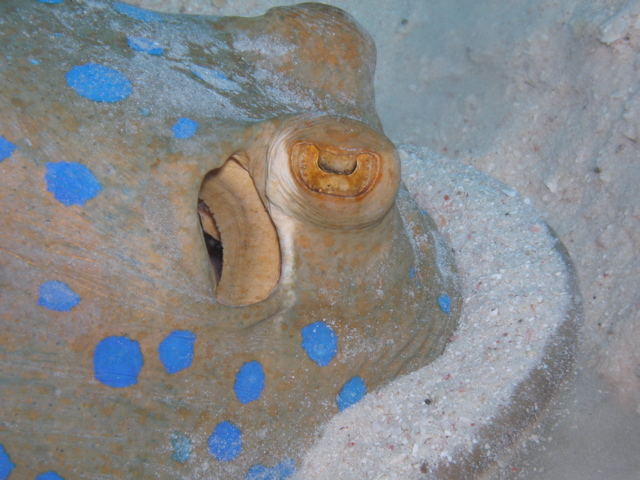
[131,1,640,478]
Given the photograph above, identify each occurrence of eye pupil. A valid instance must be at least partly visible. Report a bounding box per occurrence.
[317,150,357,175]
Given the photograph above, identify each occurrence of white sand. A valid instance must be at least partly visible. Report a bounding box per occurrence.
[130,1,640,477]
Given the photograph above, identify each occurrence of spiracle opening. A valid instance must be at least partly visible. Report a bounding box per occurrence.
[198,157,281,306]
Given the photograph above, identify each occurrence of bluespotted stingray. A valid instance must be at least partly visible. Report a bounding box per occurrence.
[0,1,460,478]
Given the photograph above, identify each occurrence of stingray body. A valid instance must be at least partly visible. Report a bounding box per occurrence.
[0,1,460,478]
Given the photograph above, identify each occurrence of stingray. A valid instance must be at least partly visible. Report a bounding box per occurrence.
[0,1,460,478]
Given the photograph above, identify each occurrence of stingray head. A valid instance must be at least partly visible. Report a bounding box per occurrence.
[197,115,401,307]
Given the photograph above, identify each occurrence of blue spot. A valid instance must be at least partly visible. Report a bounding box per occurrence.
[94,336,143,388]
[38,280,80,312]
[65,64,132,103]
[171,118,198,139]
[0,136,17,162]
[127,36,164,56]
[113,2,163,22]
[246,465,271,480]
[170,432,192,463]
[245,458,295,480]
[0,444,15,480]
[275,459,295,479]
[208,421,242,462]
[408,266,417,280]
[336,376,367,411]
[29,58,41,65]
[234,360,265,404]
[419,208,429,216]
[37,0,64,4]
[35,472,65,480]
[45,161,102,206]
[437,294,451,314]
[301,321,338,367]
[158,330,196,374]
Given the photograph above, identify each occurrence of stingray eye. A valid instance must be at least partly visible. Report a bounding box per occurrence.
[290,142,379,198]
[267,115,401,230]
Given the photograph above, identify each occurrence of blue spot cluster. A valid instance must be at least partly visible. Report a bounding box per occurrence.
[301,321,338,366]
[438,294,451,314]
[158,330,196,374]
[38,280,80,312]
[246,458,295,480]
[66,64,132,103]
[127,36,164,56]
[0,135,16,162]
[45,161,102,206]
[234,361,265,404]
[171,117,199,139]
[93,336,144,388]
[35,472,65,480]
[336,376,367,411]
[112,1,163,22]
[0,444,14,480]
[92,330,199,386]
[208,421,242,462]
